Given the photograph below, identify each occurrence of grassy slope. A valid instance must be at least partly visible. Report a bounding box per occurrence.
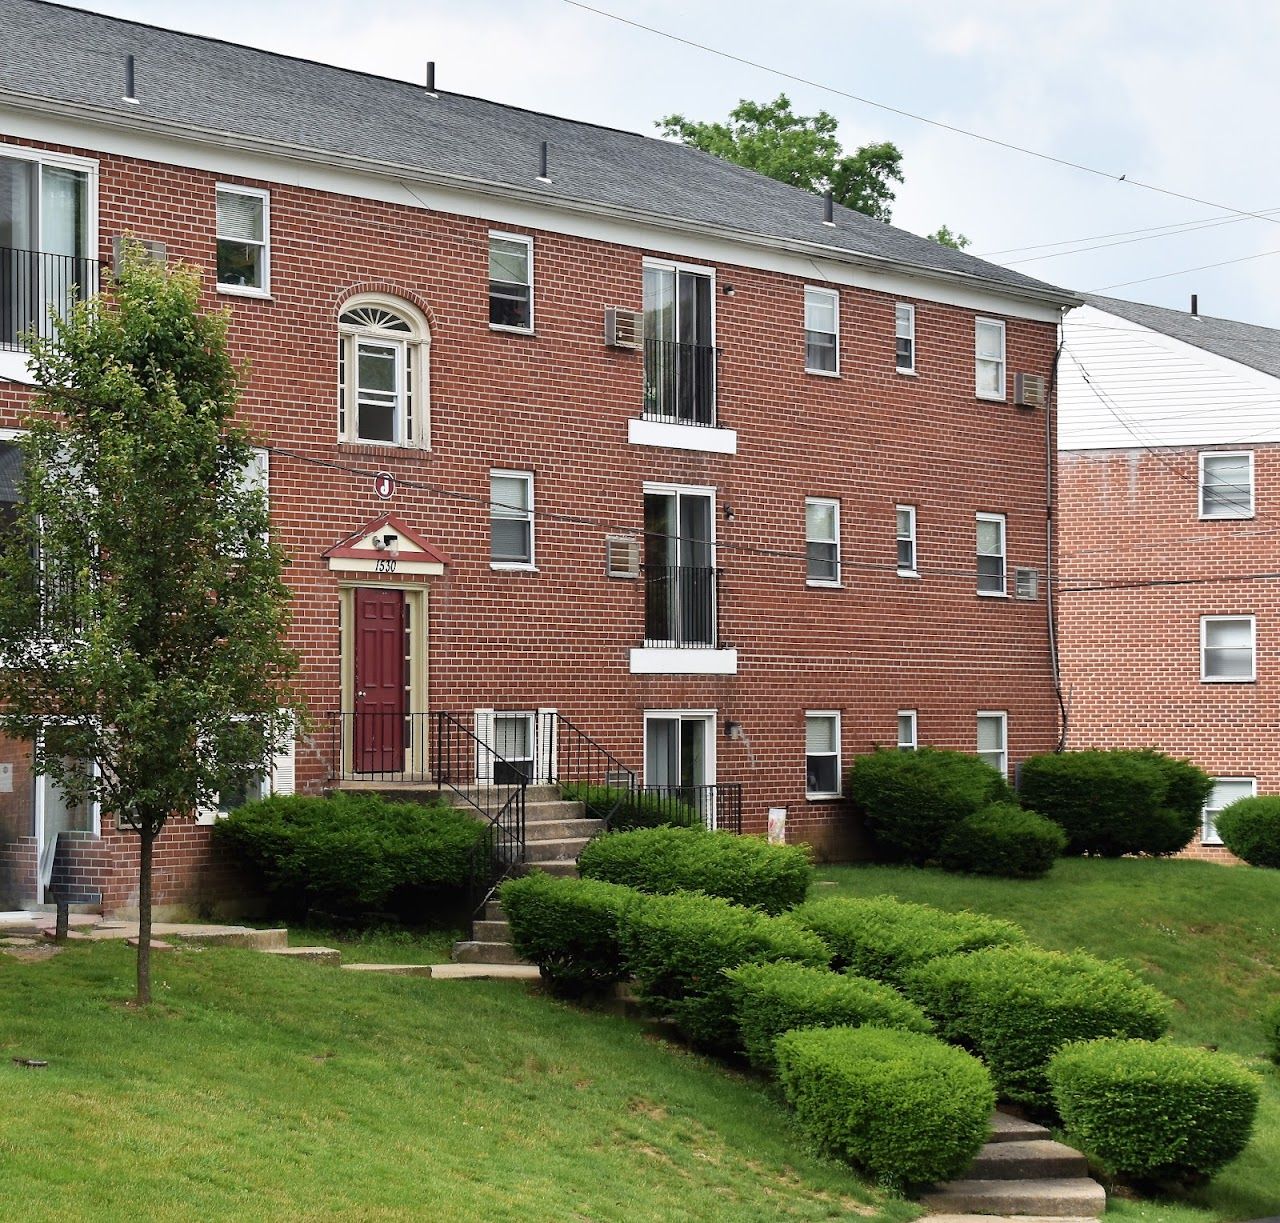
[0,942,914,1223]
[818,858,1280,1223]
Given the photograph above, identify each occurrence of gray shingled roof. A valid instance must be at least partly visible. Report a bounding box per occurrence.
[0,0,1076,304]
[1083,293,1280,381]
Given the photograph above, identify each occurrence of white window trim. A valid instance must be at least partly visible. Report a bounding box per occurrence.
[1202,776,1256,846]
[895,303,916,375]
[337,293,431,449]
[896,503,918,577]
[804,285,840,377]
[215,183,271,298]
[805,710,842,799]
[975,317,1006,401]
[490,468,536,570]
[642,709,717,787]
[476,708,543,783]
[976,710,1008,778]
[488,230,534,335]
[1200,614,1257,683]
[1198,450,1255,521]
[897,709,918,751]
[976,512,1008,597]
[805,496,841,588]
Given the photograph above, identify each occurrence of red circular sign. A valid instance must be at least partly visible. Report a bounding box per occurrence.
[374,472,396,500]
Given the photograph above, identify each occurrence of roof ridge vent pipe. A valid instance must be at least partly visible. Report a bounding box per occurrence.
[123,54,139,105]
[537,140,552,184]
[822,189,835,227]
[1191,293,1199,317]
[425,61,437,97]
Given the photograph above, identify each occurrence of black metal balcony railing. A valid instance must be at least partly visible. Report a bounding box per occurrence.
[1,248,99,353]
[638,783,743,834]
[643,337,718,427]
[644,564,719,648]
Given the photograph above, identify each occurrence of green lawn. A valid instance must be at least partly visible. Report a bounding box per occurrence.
[818,858,1280,1223]
[287,922,463,964]
[0,941,914,1223]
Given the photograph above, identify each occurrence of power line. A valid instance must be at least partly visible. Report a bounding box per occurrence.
[559,0,1280,233]
[980,209,1280,259]
[1092,246,1280,292]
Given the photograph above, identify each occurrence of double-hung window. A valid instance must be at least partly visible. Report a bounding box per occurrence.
[805,712,840,798]
[488,232,533,331]
[976,711,1007,778]
[215,185,269,295]
[895,303,915,373]
[804,287,839,374]
[897,710,918,751]
[1202,777,1255,845]
[975,318,1006,400]
[896,505,917,575]
[806,498,840,585]
[976,513,1007,596]
[338,299,430,446]
[1199,451,1253,519]
[490,470,534,567]
[1201,615,1255,682]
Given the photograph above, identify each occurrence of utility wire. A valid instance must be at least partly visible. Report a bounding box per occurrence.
[980,209,1280,259]
[1092,246,1280,292]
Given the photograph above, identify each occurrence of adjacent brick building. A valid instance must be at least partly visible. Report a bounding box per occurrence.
[0,0,1076,917]
[1058,293,1280,862]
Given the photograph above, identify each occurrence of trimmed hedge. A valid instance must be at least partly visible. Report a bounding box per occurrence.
[847,747,1014,864]
[775,1026,994,1189]
[1048,1038,1261,1185]
[578,825,813,915]
[793,895,1025,985]
[559,783,701,831]
[727,960,932,1072]
[618,890,828,1053]
[499,873,641,995]
[1215,796,1280,868]
[1263,999,1280,1064]
[905,944,1173,1109]
[213,792,485,920]
[938,802,1066,879]
[1018,749,1210,857]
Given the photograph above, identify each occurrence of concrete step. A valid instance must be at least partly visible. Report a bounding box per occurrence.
[163,925,289,951]
[524,837,592,863]
[988,1111,1053,1145]
[968,1140,1088,1180]
[263,946,342,965]
[524,800,590,823]
[530,861,579,877]
[473,919,511,941]
[920,1178,1105,1218]
[342,963,434,977]
[925,1217,1101,1223]
[430,963,541,981]
[524,817,602,841]
[453,940,527,966]
[484,899,506,922]
[446,784,562,805]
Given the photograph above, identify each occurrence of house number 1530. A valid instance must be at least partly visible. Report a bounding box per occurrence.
[375,558,398,573]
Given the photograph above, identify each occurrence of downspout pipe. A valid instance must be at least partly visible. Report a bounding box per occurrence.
[1046,319,1068,751]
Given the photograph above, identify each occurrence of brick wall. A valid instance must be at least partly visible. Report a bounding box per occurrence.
[0,132,1063,906]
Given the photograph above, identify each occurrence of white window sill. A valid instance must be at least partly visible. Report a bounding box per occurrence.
[217,284,272,300]
[1200,676,1256,684]
[628,417,737,455]
[898,569,920,579]
[338,438,429,451]
[976,393,1007,403]
[896,367,917,377]
[629,647,738,675]
[490,562,538,572]
[805,367,840,379]
[489,324,535,336]
[1201,834,1224,847]
[0,350,36,384]
[805,792,841,802]
[1199,512,1255,521]
[806,579,842,589]
[977,590,1009,599]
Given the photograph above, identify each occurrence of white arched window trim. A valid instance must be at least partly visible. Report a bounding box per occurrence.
[338,294,431,448]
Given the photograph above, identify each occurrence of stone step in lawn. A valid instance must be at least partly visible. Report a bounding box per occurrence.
[262,946,342,965]
[920,1177,1105,1218]
[341,963,434,977]
[925,1216,1101,1223]
[473,919,510,941]
[967,1139,1088,1180]
[453,939,525,965]
[988,1111,1052,1145]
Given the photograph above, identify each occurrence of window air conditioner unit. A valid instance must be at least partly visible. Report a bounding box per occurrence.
[604,307,644,350]
[1014,567,1040,600]
[1014,373,1047,409]
[605,535,640,578]
[111,235,168,267]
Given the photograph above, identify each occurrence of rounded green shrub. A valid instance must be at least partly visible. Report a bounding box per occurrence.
[559,782,701,830]
[1018,749,1209,857]
[499,873,641,995]
[793,895,1024,985]
[213,792,486,920]
[1214,796,1280,868]
[727,960,932,1072]
[775,1026,994,1189]
[848,747,1014,864]
[578,825,813,914]
[1048,1038,1261,1185]
[905,944,1173,1110]
[618,890,828,1053]
[938,802,1066,879]
[1263,999,1280,1064]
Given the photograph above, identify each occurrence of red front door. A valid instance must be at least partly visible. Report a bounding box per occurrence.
[355,588,406,774]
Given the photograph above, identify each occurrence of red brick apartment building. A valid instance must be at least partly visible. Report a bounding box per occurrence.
[0,0,1077,917]
[1058,293,1280,862]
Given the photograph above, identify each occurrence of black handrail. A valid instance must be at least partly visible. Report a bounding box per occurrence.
[643,564,719,648]
[1,247,99,353]
[536,711,636,833]
[643,337,718,427]
[637,783,743,834]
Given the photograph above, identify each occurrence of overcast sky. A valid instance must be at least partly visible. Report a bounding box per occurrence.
[70,0,1280,326]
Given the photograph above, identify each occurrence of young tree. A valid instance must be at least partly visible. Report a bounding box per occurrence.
[0,251,298,1004]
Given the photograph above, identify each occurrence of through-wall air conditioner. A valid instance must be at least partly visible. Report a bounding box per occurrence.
[1014,373,1047,409]
[605,535,640,578]
[1014,567,1040,600]
[604,307,644,350]
[111,235,168,268]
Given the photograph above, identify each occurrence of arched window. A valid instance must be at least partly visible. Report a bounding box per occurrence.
[338,297,430,447]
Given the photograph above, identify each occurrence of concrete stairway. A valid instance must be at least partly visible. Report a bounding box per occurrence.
[452,785,601,966]
[922,1111,1105,1219]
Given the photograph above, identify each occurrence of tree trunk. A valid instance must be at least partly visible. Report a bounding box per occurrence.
[136,827,155,1005]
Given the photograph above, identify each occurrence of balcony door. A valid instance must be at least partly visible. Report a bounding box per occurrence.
[644,488,715,647]
[643,263,714,425]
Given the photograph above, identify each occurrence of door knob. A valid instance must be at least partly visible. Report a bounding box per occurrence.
[356,689,367,699]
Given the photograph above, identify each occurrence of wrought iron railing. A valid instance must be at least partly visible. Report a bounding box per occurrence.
[535,710,636,832]
[644,564,719,648]
[637,783,743,834]
[1,248,99,353]
[328,711,430,782]
[643,337,718,427]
